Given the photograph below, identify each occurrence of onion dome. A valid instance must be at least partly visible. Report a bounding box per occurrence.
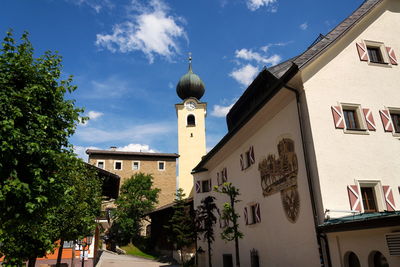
[176,54,205,101]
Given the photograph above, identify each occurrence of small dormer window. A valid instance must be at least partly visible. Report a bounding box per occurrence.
[187,114,195,126]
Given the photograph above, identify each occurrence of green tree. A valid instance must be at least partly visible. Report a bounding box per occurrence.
[0,31,85,266]
[167,188,196,266]
[110,173,160,245]
[214,183,243,267]
[196,196,218,267]
[54,160,102,267]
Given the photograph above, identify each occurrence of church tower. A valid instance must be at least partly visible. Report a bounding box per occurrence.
[175,55,207,197]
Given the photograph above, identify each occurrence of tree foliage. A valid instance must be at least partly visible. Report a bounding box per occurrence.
[109,173,160,245]
[196,196,218,267]
[214,182,243,267]
[167,188,196,266]
[0,30,86,266]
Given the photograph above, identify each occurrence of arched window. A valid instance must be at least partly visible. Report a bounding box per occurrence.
[344,251,361,267]
[187,114,195,126]
[369,251,389,267]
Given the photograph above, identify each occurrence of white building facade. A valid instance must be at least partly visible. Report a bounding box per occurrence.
[193,0,400,266]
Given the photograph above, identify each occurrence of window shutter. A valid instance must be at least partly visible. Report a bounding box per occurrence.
[195,181,201,193]
[255,203,261,223]
[379,110,394,132]
[386,47,398,65]
[356,42,368,61]
[347,185,361,211]
[240,154,244,170]
[217,172,220,185]
[249,146,255,165]
[331,106,345,129]
[244,207,248,225]
[383,186,396,211]
[362,108,376,131]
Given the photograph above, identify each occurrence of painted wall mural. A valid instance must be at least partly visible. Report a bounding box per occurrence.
[258,138,300,223]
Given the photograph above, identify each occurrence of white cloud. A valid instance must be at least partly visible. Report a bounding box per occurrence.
[95,0,187,63]
[246,0,277,11]
[66,0,114,13]
[75,122,175,143]
[229,64,259,87]
[235,48,281,65]
[116,143,156,152]
[211,103,234,118]
[300,22,308,30]
[88,111,104,120]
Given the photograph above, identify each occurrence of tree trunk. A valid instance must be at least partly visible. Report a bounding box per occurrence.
[180,248,184,267]
[234,235,240,267]
[27,257,36,267]
[71,242,76,267]
[56,238,65,267]
[231,199,240,267]
[207,237,212,267]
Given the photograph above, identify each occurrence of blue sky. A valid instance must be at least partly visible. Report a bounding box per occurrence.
[1,0,363,160]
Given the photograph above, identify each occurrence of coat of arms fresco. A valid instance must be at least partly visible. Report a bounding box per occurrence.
[258,138,300,223]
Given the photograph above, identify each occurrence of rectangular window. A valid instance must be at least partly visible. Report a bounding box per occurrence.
[390,113,400,133]
[361,186,378,213]
[343,109,360,130]
[132,161,140,170]
[367,46,384,63]
[158,161,165,171]
[223,254,233,267]
[114,161,122,170]
[202,180,210,193]
[97,161,104,169]
[63,241,74,248]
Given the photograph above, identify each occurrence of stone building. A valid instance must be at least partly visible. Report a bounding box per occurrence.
[193,0,400,266]
[87,149,178,207]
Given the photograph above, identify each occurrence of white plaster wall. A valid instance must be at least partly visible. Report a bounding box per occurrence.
[194,94,320,267]
[328,226,400,267]
[302,0,400,217]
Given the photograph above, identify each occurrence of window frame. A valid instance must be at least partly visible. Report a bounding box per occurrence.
[187,114,196,127]
[114,160,122,170]
[341,103,368,134]
[357,180,385,213]
[387,107,400,136]
[132,161,140,171]
[157,161,166,171]
[202,180,210,193]
[96,160,105,169]
[364,40,390,65]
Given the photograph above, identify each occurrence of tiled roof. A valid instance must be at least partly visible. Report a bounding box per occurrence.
[86,149,179,158]
[268,0,383,78]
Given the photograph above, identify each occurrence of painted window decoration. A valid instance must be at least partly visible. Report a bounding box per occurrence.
[240,146,255,170]
[380,108,400,134]
[244,203,261,225]
[217,167,228,185]
[356,41,398,65]
[331,105,375,131]
[195,179,212,194]
[258,138,300,223]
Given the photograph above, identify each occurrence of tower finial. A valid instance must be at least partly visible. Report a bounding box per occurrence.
[188,52,192,71]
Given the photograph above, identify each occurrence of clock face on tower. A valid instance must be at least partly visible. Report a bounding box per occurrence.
[185,101,196,111]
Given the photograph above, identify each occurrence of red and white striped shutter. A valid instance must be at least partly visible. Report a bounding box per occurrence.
[217,172,220,185]
[244,207,248,225]
[356,42,368,61]
[386,47,398,65]
[249,146,255,165]
[379,110,394,132]
[223,167,227,182]
[331,106,345,129]
[347,185,361,212]
[362,108,376,131]
[208,179,212,192]
[255,203,261,223]
[195,181,201,193]
[383,186,396,211]
[240,154,244,170]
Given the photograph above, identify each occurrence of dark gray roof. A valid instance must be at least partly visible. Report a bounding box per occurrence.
[268,0,383,78]
[86,149,179,158]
